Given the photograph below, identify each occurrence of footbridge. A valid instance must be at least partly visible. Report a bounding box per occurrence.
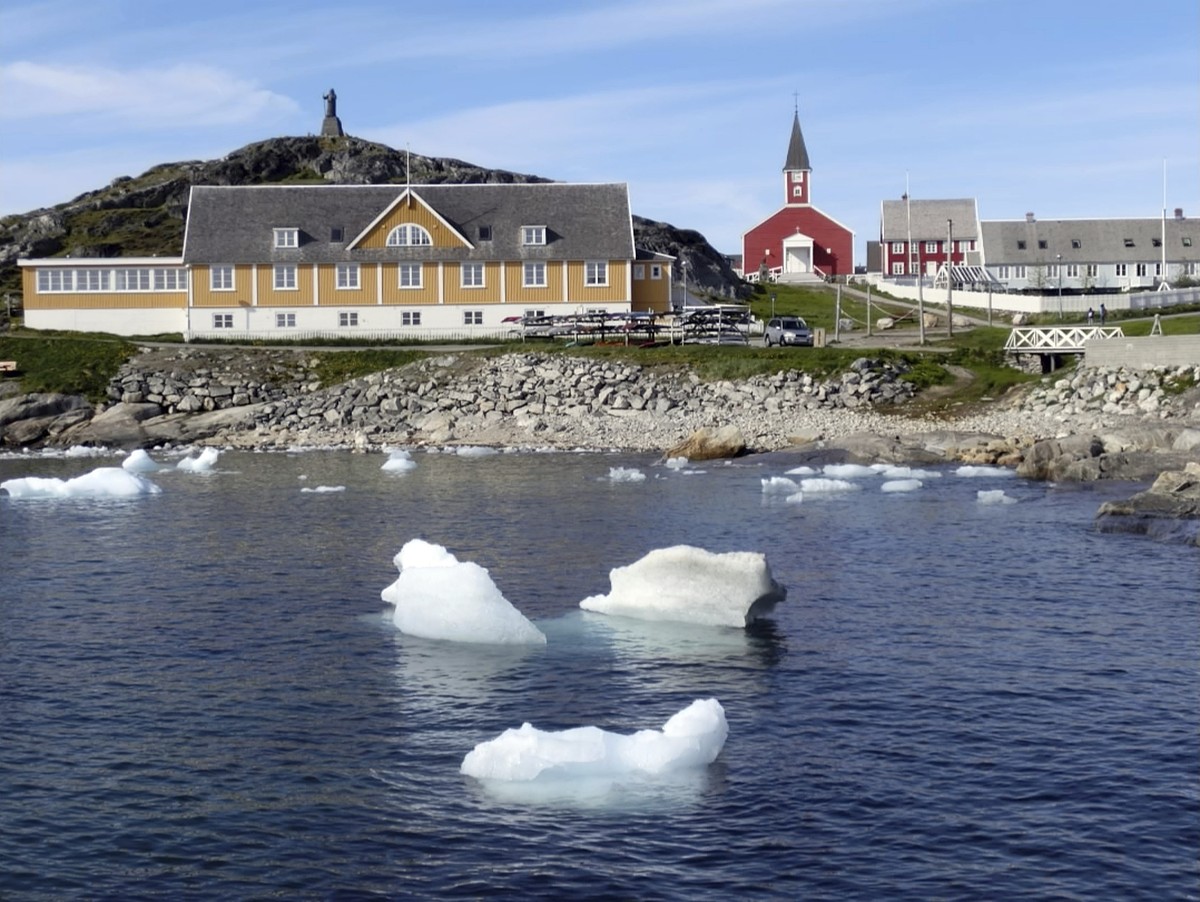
[1004,325,1125,371]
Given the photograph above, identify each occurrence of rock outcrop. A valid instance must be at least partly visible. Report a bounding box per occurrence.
[1096,462,1200,545]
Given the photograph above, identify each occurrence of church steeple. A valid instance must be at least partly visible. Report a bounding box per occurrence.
[783,106,811,205]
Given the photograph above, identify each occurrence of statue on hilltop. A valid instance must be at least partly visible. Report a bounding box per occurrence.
[321,89,344,138]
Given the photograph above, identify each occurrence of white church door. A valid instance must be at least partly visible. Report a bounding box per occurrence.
[781,233,814,274]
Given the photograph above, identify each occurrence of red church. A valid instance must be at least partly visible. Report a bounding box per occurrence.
[742,109,854,281]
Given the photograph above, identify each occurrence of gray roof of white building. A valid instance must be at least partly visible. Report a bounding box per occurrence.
[880,198,979,241]
[980,217,1200,265]
[182,183,634,264]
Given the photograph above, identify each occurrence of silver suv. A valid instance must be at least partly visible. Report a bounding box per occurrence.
[763,316,813,347]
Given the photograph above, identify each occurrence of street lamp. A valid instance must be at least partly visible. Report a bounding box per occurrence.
[680,259,688,309]
[1056,254,1063,320]
[770,292,776,320]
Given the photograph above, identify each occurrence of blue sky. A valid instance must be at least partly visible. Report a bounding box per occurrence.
[1,0,1197,260]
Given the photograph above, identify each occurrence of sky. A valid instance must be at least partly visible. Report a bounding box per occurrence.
[1,0,1197,261]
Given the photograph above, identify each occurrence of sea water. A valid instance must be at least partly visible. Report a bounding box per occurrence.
[0,449,1196,899]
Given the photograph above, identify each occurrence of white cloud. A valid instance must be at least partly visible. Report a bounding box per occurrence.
[0,61,298,127]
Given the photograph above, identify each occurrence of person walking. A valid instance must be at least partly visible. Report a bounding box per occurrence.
[1100,303,1107,325]
[1087,307,1095,325]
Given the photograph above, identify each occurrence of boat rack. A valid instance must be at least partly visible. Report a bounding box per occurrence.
[502,306,754,346]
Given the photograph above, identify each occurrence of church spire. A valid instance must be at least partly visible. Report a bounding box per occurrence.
[782,105,811,205]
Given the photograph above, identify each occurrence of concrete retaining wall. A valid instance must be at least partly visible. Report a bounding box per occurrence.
[1084,335,1200,369]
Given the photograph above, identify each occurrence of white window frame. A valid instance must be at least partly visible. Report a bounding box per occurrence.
[1066,264,1079,278]
[997,265,1010,279]
[1048,264,1059,278]
[153,269,187,291]
[925,241,937,253]
[633,264,645,279]
[402,311,421,326]
[463,310,483,326]
[210,265,234,291]
[891,241,903,253]
[1013,265,1026,278]
[336,263,360,290]
[650,265,662,279]
[892,262,904,275]
[522,225,547,246]
[1154,262,1162,277]
[386,224,432,247]
[585,261,608,286]
[1135,263,1147,277]
[524,308,545,319]
[461,262,485,288]
[792,186,803,197]
[1115,263,1127,277]
[339,311,359,327]
[274,264,297,290]
[1086,264,1099,277]
[523,262,547,287]
[213,313,233,329]
[398,263,422,289]
[275,312,296,328]
[274,228,298,248]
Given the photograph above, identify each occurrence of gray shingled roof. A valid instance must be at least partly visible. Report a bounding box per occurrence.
[182,183,634,264]
[783,112,810,172]
[880,198,979,241]
[980,217,1200,265]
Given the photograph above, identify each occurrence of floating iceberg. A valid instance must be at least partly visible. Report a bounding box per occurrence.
[381,539,546,645]
[301,485,346,493]
[955,465,1015,478]
[799,477,860,493]
[664,457,688,470]
[177,448,220,472]
[579,545,785,628]
[454,446,499,457]
[1,467,162,499]
[461,698,728,782]
[873,464,942,480]
[977,489,1017,504]
[785,465,817,476]
[761,476,801,495]
[823,463,876,478]
[381,449,417,472]
[881,479,922,493]
[122,449,167,473]
[608,467,646,483]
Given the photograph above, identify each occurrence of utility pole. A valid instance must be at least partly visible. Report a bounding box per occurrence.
[946,219,954,339]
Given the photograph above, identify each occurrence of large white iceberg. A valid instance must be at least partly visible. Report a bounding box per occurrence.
[122,449,167,473]
[381,539,546,645]
[1,467,162,499]
[579,545,785,628]
[461,698,728,782]
[381,449,417,472]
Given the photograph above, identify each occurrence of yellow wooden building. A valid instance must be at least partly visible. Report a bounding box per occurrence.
[19,182,673,338]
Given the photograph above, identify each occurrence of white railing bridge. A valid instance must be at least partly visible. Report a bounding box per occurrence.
[1004,325,1125,354]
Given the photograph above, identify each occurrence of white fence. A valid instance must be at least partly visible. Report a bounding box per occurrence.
[864,277,1200,318]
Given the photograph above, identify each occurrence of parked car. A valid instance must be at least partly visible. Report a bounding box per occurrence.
[763,316,813,347]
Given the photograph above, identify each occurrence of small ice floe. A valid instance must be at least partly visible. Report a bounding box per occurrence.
[381,539,546,645]
[301,485,346,493]
[1,467,162,499]
[799,477,860,493]
[977,489,1017,505]
[785,465,817,476]
[822,463,876,478]
[461,698,728,782]
[176,448,220,472]
[873,464,942,480]
[381,449,417,473]
[608,467,647,483]
[454,446,499,458]
[761,476,801,495]
[63,445,108,459]
[122,449,167,473]
[579,545,786,628]
[881,479,922,493]
[664,456,688,470]
[955,465,1015,478]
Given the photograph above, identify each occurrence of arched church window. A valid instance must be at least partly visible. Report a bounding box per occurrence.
[387,224,432,247]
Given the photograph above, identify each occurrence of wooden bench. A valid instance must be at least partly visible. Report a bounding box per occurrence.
[0,361,17,373]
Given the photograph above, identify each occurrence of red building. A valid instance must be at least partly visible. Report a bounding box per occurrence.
[742,110,854,281]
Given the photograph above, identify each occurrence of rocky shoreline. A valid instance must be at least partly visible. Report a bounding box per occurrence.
[3,345,1198,542]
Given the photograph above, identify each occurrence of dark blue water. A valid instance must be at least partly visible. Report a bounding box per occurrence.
[1,450,1196,900]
